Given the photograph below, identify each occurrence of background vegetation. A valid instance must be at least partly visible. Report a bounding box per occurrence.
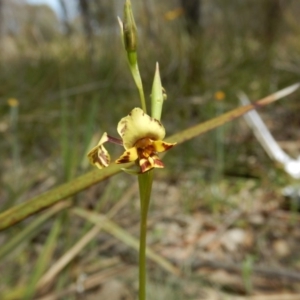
[0,0,300,299]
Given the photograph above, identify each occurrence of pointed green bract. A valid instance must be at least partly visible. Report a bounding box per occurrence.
[151,63,164,121]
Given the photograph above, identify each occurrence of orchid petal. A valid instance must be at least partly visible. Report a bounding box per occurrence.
[139,157,154,173]
[117,108,165,149]
[115,147,138,164]
[87,133,110,169]
[139,154,164,173]
[151,154,164,168]
[152,140,176,153]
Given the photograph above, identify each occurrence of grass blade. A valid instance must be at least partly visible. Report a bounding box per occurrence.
[0,164,128,231]
[0,83,298,230]
[72,207,181,276]
[166,83,300,144]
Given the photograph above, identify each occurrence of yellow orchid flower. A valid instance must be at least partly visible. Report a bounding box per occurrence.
[87,108,176,173]
[115,108,176,173]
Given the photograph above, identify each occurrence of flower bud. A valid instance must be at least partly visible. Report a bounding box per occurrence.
[123,0,137,53]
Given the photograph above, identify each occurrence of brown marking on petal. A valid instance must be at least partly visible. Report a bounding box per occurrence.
[142,149,151,158]
[140,148,153,159]
[152,140,176,153]
[139,158,153,173]
[116,147,138,164]
[152,156,164,168]
[99,151,109,167]
[119,122,127,135]
[116,157,130,164]
[89,154,98,165]
[121,125,127,135]
[151,118,163,129]
[118,119,128,136]
[161,142,176,151]
[135,137,152,149]
[116,152,131,164]
[136,144,153,160]
[87,144,111,169]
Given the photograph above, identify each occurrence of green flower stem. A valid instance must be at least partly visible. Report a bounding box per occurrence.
[128,53,147,113]
[138,170,153,300]
[120,0,147,113]
[135,62,164,300]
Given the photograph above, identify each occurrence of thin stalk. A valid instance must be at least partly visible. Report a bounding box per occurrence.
[139,209,148,300]
[215,101,224,181]
[128,54,147,113]
[138,171,153,300]
[8,98,21,191]
[0,201,70,260]
[24,216,61,299]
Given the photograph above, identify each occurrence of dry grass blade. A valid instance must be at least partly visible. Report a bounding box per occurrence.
[167,83,300,144]
[0,163,130,231]
[37,183,137,291]
[24,217,62,300]
[0,201,71,260]
[72,208,181,276]
[37,224,103,291]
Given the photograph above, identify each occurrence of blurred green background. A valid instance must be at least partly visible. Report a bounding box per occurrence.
[1,0,300,299]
